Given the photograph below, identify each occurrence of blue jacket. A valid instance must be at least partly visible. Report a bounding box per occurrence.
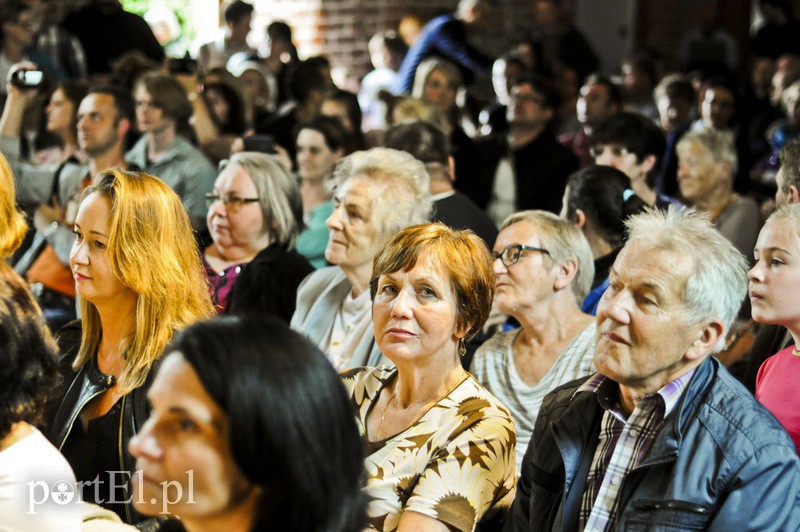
[505,357,800,532]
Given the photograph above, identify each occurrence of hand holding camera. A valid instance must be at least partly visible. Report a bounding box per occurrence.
[8,64,44,90]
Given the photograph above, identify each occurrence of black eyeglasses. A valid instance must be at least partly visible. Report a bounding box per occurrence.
[590,145,630,158]
[492,244,549,267]
[205,193,260,212]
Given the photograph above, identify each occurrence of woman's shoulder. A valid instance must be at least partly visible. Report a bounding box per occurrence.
[452,374,516,422]
[471,328,518,372]
[340,366,395,401]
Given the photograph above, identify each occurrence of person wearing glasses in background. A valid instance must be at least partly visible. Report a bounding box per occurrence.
[476,75,578,226]
[203,152,313,318]
[471,210,597,471]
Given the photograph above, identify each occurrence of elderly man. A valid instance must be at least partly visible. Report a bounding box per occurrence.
[506,207,800,532]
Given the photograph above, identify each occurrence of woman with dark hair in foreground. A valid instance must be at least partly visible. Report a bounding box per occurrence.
[130,315,368,532]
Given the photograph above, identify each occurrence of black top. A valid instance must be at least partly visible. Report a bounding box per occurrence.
[225,243,314,322]
[433,192,498,248]
[474,132,579,214]
[61,398,127,520]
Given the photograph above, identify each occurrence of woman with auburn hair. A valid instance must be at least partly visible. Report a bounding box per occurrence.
[0,152,27,259]
[45,169,214,524]
[342,223,516,532]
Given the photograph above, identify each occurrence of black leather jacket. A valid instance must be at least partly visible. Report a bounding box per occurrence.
[44,321,154,525]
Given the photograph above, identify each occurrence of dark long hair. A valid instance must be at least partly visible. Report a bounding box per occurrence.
[564,165,648,248]
[169,315,368,532]
[0,265,60,440]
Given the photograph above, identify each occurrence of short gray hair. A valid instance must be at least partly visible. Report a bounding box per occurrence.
[223,152,303,249]
[328,147,433,235]
[624,207,748,350]
[677,128,738,175]
[500,210,595,305]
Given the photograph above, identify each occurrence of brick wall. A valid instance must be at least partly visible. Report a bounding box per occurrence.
[252,0,533,87]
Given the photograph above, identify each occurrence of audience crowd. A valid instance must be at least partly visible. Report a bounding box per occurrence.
[2,0,800,530]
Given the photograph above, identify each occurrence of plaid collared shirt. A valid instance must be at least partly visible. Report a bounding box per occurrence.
[575,369,695,531]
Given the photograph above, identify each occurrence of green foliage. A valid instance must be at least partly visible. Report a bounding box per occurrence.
[120,0,196,45]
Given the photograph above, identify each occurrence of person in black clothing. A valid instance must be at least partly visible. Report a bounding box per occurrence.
[476,74,578,224]
[383,118,498,247]
[61,0,164,78]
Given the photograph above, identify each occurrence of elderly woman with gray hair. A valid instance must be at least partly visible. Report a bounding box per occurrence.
[203,151,314,320]
[676,128,760,260]
[291,147,433,370]
[471,210,597,471]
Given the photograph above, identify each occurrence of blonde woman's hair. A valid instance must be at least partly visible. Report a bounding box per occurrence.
[0,152,28,258]
[75,169,214,393]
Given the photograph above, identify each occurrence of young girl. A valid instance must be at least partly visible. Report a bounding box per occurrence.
[749,202,800,452]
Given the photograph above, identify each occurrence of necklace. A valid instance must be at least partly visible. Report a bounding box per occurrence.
[375,391,397,439]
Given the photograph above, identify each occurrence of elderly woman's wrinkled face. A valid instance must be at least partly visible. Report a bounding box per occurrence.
[130,352,260,522]
[69,192,136,307]
[207,163,266,252]
[492,221,555,318]
[325,177,385,275]
[676,140,731,204]
[373,251,464,362]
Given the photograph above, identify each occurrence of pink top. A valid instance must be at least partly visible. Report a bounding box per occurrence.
[202,255,247,314]
[756,345,800,454]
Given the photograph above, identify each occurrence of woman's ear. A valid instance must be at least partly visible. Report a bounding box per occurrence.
[553,258,579,292]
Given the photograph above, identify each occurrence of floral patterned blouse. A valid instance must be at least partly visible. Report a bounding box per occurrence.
[341,366,517,532]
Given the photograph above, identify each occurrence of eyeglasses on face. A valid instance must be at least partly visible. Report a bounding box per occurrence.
[590,145,630,158]
[492,244,550,267]
[205,193,260,212]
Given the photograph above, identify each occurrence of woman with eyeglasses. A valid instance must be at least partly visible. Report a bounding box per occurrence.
[471,210,597,471]
[203,151,313,318]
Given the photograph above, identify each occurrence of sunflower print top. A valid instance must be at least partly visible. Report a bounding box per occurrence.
[342,366,517,532]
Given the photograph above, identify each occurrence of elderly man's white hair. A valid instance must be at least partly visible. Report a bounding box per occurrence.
[624,206,748,351]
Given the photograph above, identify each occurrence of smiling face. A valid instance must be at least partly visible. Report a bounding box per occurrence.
[295,128,342,183]
[130,352,261,524]
[69,193,136,308]
[749,219,800,329]
[491,221,555,319]
[676,140,730,204]
[594,242,703,394]
[325,177,387,281]
[206,163,267,254]
[46,88,76,136]
[373,251,463,364]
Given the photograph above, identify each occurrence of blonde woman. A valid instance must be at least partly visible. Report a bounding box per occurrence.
[45,169,213,525]
[0,152,27,259]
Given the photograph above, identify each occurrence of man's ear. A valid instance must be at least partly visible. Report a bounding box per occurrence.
[574,208,587,229]
[117,117,131,140]
[685,318,724,361]
[789,184,800,204]
[639,154,657,175]
[447,155,456,183]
